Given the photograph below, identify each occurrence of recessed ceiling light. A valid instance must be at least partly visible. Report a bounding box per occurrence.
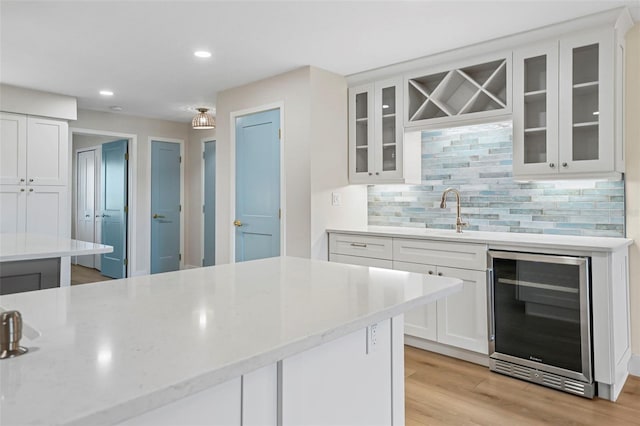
[110,106,123,112]
[99,90,114,96]
[194,51,212,58]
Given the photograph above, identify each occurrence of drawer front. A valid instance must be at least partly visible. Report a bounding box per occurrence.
[329,233,393,260]
[329,253,393,269]
[393,238,487,270]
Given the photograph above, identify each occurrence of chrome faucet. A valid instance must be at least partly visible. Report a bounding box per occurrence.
[440,188,468,233]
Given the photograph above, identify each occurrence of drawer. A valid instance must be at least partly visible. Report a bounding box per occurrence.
[393,238,487,271]
[329,233,393,260]
[329,253,393,269]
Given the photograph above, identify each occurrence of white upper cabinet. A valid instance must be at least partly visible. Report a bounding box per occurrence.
[0,113,68,186]
[404,52,512,129]
[0,113,27,185]
[348,77,421,184]
[513,28,619,179]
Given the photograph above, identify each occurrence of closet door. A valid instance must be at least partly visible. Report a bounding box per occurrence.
[76,150,96,268]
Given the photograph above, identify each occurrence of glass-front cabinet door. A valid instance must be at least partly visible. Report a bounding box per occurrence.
[513,42,559,177]
[374,77,403,181]
[559,29,614,174]
[348,84,374,182]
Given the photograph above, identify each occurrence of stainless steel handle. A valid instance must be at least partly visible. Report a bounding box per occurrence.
[350,242,367,248]
[153,214,166,219]
[562,162,568,168]
[549,163,555,168]
[487,268,495,342]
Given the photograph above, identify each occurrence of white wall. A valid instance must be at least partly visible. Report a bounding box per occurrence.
[185,127,216,267]
[625,24,640,358]
[214,66,366,264]
[71,109,190,275]
[309,68,367,260]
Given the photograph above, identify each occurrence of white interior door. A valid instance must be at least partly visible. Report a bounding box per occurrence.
[76,149,96,268]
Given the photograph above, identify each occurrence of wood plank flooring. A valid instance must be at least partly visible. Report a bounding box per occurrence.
[70,264,113,286]
[405,346,640,425]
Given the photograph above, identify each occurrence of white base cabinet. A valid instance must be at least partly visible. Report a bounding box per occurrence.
[329,233,489,355]
[118,318,404,426]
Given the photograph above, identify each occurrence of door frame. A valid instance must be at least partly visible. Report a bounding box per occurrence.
[201,137,216,267]
[148,137,185,272]
[70,128,137,277]
[229,102,285,263]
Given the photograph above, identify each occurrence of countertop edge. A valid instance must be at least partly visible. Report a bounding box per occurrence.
[65,278,463,426]
[0,246,113,262]
[326,228,632,252]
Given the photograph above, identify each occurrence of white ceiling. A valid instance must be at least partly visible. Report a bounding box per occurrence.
[1,1,638,123]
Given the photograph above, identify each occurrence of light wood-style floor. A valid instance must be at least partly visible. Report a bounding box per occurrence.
[70,264,113,286]
[405,346,640,425]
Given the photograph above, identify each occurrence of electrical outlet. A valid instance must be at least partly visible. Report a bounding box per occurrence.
[331,192,342,207]
[366,323,378,354]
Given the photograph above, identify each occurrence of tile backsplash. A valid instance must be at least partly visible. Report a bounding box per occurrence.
[368,123,625,237]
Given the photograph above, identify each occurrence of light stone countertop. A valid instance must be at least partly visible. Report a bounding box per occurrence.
[0,233,113,261]
[0,256,462,425]
[327,226,632,252]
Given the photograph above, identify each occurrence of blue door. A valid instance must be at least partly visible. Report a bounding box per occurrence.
[235,109,280,262]
[151,141,181,274]
[203,140,216,266]
[101,139,127,279]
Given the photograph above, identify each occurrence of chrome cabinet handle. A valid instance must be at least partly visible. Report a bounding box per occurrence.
[233,220,243,227]
[153,214,166,219]
[350,242,367,248]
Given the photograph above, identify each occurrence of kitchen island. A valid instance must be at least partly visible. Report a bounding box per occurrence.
[0,233,113,293]
[0,256,462,425]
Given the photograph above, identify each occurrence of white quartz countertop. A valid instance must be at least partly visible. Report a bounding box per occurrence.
[0,256,462,425]
[0,233,113,261]
[327,226,632,252]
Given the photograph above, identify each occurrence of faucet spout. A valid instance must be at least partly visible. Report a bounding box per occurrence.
[440,188,468,233]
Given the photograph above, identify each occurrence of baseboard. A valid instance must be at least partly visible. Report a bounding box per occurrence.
[404,335,490,367]
[184,264,200,270]
[133,269,148,277]
[629,354,640,377]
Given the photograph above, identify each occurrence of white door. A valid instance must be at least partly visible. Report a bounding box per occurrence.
[436,266,488,354]
[0,185,26,233]
[393,260,438,341]
[0,113,27,185]
[76,150,96,268]
[26,117,68,186]
[25,186,67,237]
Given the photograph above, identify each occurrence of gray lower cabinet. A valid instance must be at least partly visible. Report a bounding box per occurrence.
[0,258,60,295]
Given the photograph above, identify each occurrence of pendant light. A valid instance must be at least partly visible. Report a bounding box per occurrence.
[192,108,216,129]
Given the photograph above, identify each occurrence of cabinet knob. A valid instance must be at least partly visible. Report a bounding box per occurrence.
[20,178,25,182]
[375,172,379,175]
[428,271,434,275]
[549,163,555,168]
[562,162,568,168]
[20,188,25,192]
[28,178,34,182]
[437,272,443,276]
[29,188,34,192]
[368,172,372,176]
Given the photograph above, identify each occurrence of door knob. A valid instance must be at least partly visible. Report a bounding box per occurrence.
[153,214,166,219]
[233,220,243,227]
[85,214,90,218]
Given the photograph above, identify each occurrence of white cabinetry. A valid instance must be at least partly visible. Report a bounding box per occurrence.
[513,29,620,179]
[329,233,488,355]
[0,112,68,236]
[404,52,511,128]
[348,78,420,184]
[393,238,488,354]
